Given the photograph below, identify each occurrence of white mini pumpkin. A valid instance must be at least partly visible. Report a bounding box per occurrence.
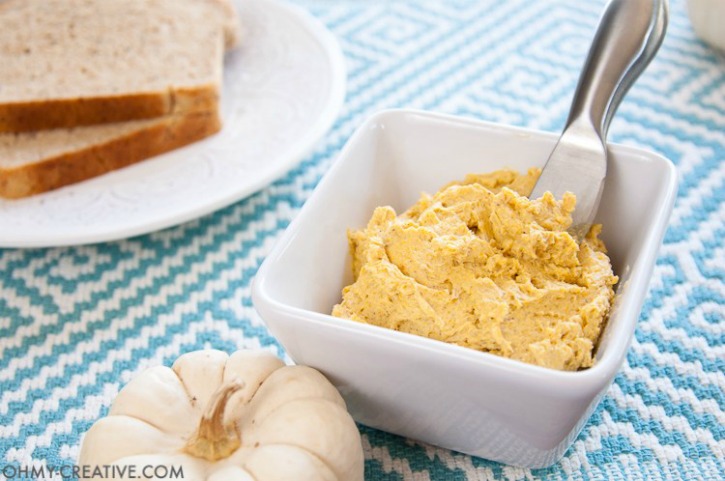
[79,350,364,480]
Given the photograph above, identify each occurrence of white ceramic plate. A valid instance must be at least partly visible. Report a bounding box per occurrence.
[0,0,346,248]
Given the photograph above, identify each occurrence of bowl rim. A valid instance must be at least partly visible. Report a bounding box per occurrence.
[253,108,678,397]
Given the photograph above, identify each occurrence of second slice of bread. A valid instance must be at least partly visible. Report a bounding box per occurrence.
[0,0,231,132]
[0,110,221,199]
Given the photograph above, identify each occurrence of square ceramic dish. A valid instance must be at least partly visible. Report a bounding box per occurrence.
[252,109,677,468]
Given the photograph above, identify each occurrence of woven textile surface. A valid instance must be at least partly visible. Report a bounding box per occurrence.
[1,0,723,479]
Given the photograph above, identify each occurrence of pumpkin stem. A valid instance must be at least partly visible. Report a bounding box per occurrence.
[183,379,245,461]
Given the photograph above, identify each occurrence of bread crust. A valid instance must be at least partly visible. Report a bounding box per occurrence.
[0,84,219,133]
[0,111,222,199]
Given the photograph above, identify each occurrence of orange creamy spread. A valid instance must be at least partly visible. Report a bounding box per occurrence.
[332,168,618,371]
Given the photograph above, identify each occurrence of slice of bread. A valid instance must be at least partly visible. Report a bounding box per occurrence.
[0,110,221,199]
[0,0,234,132]
[205,0,243,50]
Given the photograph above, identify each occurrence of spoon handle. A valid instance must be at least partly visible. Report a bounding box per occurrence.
[568,0,668,138]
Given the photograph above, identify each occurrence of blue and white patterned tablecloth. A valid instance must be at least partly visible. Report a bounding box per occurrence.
[1,0,723,479]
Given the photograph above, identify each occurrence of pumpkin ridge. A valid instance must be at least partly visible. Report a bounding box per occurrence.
[244,398,363,480]
[172,350,229,411]
[239,365,347,429]
[243,392,346,431]
[241,444,338,481]
[173,362,200,410]
[221,350,286,408]
[106,414,179,445]
[108,366,197,436]
[77,415,185,468]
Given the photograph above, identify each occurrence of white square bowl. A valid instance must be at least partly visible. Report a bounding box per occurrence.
[252,109,677,468]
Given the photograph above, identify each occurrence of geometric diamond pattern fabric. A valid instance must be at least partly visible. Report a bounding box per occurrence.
[0,0,723,479]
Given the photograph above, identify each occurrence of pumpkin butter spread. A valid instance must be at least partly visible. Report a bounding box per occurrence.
[332,168,618,371]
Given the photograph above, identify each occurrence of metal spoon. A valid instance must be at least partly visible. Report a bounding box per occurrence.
[529,0,668,239]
